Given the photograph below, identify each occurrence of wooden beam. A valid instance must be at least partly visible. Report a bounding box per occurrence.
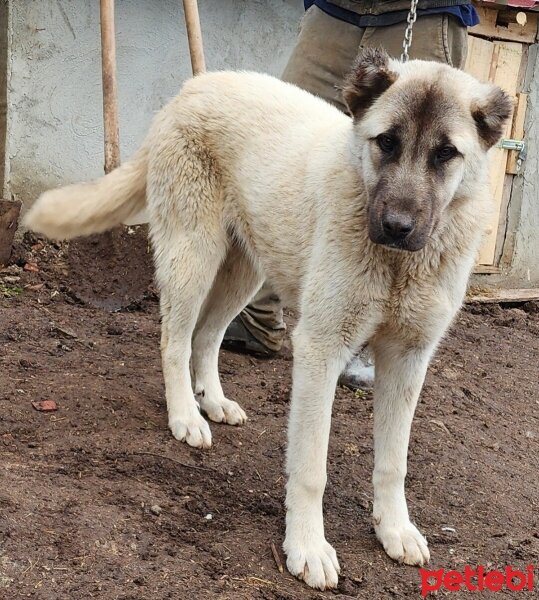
[470,6,538,44]
[100,0,120,173]
[0,200,21,266]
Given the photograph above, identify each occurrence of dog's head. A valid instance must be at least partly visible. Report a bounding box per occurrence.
[343,48,512,252]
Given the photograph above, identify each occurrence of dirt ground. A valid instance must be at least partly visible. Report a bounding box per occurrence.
[1,237,538,599]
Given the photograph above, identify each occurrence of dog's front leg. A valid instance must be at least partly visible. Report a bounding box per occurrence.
[370,335,434,566]
[283,327,350,590]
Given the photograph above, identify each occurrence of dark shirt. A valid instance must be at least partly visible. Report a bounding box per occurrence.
[304,0,480,27]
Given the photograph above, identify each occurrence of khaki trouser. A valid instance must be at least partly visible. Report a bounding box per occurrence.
[239,5,468,351]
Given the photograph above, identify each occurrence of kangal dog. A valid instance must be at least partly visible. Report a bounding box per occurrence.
[25,49,511,590]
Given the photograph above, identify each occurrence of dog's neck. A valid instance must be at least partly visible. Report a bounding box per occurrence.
[370,181,490,286]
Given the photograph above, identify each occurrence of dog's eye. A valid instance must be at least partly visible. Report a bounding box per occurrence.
[376,134,398,154]
[435,145,458,162]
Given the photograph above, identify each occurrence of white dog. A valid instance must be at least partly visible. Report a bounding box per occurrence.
[25,49,511,590]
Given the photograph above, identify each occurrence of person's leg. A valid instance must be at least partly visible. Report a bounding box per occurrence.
[281,5,365,108]
[233,282,286,353]
[360,14,468,68]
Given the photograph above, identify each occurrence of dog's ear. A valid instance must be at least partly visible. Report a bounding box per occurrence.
[472,85,513,148]
[342,47,398,119]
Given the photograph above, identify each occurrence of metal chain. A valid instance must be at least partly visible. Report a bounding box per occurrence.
[400,0,419,63]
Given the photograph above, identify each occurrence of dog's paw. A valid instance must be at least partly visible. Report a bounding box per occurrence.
[284,537,340,590]
[169,411,212,449]
[375,520,430,566]
[200,396,247,426]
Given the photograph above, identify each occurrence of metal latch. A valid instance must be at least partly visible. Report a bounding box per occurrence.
[498,138,527,173]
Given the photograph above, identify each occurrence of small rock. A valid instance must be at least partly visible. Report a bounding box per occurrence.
[23,262,39,273]
[441,367,459,380]
[150,504,162,516]
[106,325,123,336]
[3,276,20,284]
[31,400,58,412]
[204,513,213,521]
[51,325,78,339]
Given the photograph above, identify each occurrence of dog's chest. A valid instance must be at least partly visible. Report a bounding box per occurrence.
[382,258,453,344]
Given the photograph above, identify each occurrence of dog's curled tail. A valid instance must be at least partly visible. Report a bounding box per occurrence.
[23,147,148,240]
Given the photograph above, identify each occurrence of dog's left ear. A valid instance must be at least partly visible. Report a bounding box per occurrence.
[472,85,513,148]
[342,47,398,119]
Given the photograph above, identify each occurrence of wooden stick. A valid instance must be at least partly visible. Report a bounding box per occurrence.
[182,0,206,75]
[271,542,284,574]
[100,0,120,173]
[134,451,217,473]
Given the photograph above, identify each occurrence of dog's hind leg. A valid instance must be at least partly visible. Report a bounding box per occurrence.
[157,231,227,448]
[150,139,228,449]
[191,242,264,425]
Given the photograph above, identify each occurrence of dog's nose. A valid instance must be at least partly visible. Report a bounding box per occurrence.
[381,212,415,241]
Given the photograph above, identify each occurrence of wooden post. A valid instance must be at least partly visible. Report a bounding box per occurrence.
[182,0,206,75]
[100,0,120,173]
[0,200,21,266]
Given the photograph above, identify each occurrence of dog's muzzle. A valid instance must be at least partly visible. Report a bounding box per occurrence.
[381,211,415,243]
[369,208,427,251]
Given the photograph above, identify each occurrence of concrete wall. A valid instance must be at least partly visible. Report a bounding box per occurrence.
[4,0,303,204]
[0,0,7,192]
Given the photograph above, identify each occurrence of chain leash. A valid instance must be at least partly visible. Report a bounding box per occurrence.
[400,0,419,62]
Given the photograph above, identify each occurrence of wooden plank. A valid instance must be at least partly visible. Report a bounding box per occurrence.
[0,200,21,266]
[470,7,538,44]
[506,92,528,174]
[473,265,502,275]
[467,288,539,304]
[476,40,523,265]
[471,6,498,38]
[465,35,494,82]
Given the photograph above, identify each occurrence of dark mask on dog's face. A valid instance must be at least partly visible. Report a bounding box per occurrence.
[342,48,513,252]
